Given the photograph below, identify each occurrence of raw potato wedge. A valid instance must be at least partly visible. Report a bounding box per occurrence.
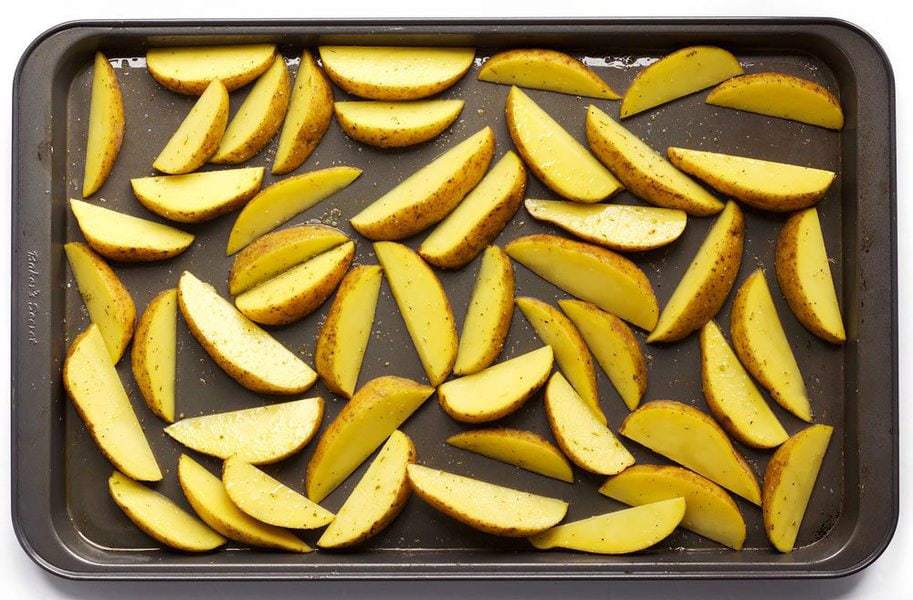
[505,234,659,331]
[586,105,723,216]
[529,498,686,554]
[222,457,334,529]
[227,166,361,254]
[730,269,812,422]
[177,455,311,553]
[318,430,416,548]
[600,464,746,550]
[306,376,434,502]
[212,56,291,164]
[667,147,837,212]
[153,80,229,174]
[165,397,323,464]
[706,72,844,130]
[763,425,834,553]
[479,48,620,99]
[559,299,646,411]
[70,199,194,262]
[776,208,846,343]
[62,325,161,481]
[319,46,475,100]
[648,200,744,343]
[525,199,686,252]
[314,265,383,398]
[273,50,334,175]
[64,242,135,363]
[131,167,264,223]
[334,99,464,148]
[82,52,125,197]
[447,429,574,483]
[438,346,554,423]
[407,464,568,537]
[419,151,526,268]
[700,321,788,449]
[350,127,495,241]
[374,242,458,386]
[620,400,761,505]
[620,46,743,118]
[108,471,226,552]
[131,289,177,422]
[453,246,515,375]
[177,271,317,394]
[146,44,277,95]
[506,86,622,202]
[234,241,355,326]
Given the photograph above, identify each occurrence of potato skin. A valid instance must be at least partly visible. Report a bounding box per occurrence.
[83,52,125,198]
[479,48,620,99]
[273,51,334,175]
[131,288,176,422]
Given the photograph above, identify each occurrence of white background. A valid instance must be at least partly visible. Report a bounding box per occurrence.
[1,1,909,598]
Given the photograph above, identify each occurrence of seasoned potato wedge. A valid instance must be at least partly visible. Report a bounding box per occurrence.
[131,289,177,422]
[506,86,621,202]
[350,127,495,241]
[438,346,554,423]
[131,167,264,223]
[153,80,229,174]
[63,325,161,481]
[407,464,568,537]
[648,200,744,343]
[479,48,619,99]
[273,50,334,175]
[447,428,573,483]
[82,52,125,197]
[319,46,475,100]
[147,44,277,95]
[334,99,464,148]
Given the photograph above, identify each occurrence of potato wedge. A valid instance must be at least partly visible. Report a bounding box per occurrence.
[153,80,229,174]
[165,397,323,464]
[453,246,515,375]
[146,44,277,95]
[226,166,361,254]
[350,127,495,241]
[763,425,834,553]
[559,299,646,411]
[131,289,177,422]
[479,48,619,99]
[222,457,334,529]
[620,46,743,118]
[419,151,526,268]
[586,105,723,216]
[647,200,744,343]
[438,346,554,423]
[234,241,355,326]
[70,199,194,262]
[108,471,226,552]
[318,430,416,548]
[131,167,264,223]
[319,46,474,100]
[64,242,135,363]
[82,52,125,197]
[212,56,291,164]
[667,147,837,212]
[448,428,574,483]
[407,464,568,537]
[334,99,464,148]
[706,72,844,130]
[177,455,311,553]
[525,199,686,252]
[314,265,382,398]
[529,498,685,554]
[273,50,334,175]
[700,321,788,449]
[600,464,746,550]
[374,242,458,386]
[506,86,621,203]
[620,400,761,505]
[730,269,812,422]
[177,271,317,394]
[63,325,161,481]
[775,208,846,343]
[505,234,659,331]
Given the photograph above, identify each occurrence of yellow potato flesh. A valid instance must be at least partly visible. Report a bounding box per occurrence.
[334,99,464,147]
[147,44,276,94]
[131,167,264,223]
[273,50,333,174]
[479,48,619,99]
[447,429,574,483]
[63,326,161,481]
[83,52,124,197]
[153,80,228,174]
[131,289,177,422]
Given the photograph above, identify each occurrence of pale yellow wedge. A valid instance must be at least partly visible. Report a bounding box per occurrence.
[147,44,276,94]
[131,289,177,422]
[153,80,229,174]
[479,48,619,99]
[334,99,464,148]
[447,428,574,483]
[273,50,334,175]
[131,167,264,223]
[82,52,125,197]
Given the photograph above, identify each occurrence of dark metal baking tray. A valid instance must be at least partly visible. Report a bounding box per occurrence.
[10,18,896,580]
